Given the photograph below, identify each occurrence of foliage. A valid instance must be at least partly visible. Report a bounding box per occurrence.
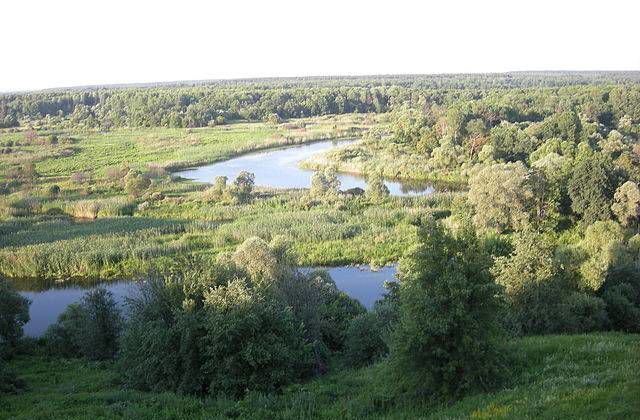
[343,311,388,367]
[118,238,364,397]
[201,279,308,397]
[493,231,568,335]
[44,288,123,360]
[611,180,640,227]
[124,169,152,198]
[392,219,505,398]
[0,277,30,349]
[3,333,639,419]
[310,167,340,197]
[467,162,535,232]
[568,153,617,224]
[365,172,390,201]
[227,171,255,204]
[0,358,26,394]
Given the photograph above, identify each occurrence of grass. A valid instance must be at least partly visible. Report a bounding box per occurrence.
[0,189,454,279]
[2,333,638,419]
[0,114,378,180]
[2,114,420,281]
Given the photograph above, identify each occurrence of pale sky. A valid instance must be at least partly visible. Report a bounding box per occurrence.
[2,0,639,92]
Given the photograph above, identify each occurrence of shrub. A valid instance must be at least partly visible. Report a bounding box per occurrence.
[365,172,390,201]
[70,171,90,184]
[562,292,609,333]
[201,279,308,397]
[0,359,26,394]
[310,167,340,197]
[204,176,228,202]
[105,165,130,182]
[344,312,387,367]
[43,303,84,357]
[124,170,151,198]
[226,171,254,204]
[48,184,61,197]
[0,278,30,350]
[602,283,640,332]
[392,219,505,399]
[493,231,568,335]
[66,199,101,219]
[44,288,122,360]
[118,278,205,394]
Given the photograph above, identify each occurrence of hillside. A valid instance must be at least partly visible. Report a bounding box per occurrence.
[2,333,638,419]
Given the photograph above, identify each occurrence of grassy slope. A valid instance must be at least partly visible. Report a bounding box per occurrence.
[2,333,638,419]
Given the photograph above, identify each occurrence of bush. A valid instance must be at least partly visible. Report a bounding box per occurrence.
[48,184,61,197]
[226,171,255,204]
[602,283,640,332]
[493,231,568,335]
[562,292,610,333]
[65,199,101,219]
[118,278,204,394]
[392,219,506,399]
[204,176,228,202]
[124,170,151,198]
[202,279,308,397]
[44,288,122,360]
[365,172,390,201]
[344,312,387,367]
[0,278,30,350]
[0,358,26,394]
[42,304,84,357]
[310,167,340,197]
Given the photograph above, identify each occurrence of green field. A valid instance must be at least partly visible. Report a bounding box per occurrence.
[2,334,638,419]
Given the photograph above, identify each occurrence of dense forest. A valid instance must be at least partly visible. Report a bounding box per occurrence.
[1,72,639,419]
[2,72,640,129]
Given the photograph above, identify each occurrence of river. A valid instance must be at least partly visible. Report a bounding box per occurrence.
[16,265,398,337]
[174,139,434,196]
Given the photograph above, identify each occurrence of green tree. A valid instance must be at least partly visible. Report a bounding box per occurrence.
[568,154,616,224]
[201,279,308,397]
[227,171,255,204]
[310,167,340,197]
[611,181,640,228]
[124,170,151,198]
[365,172,390,200]
[204,175,228,202]
[492,231,567,335]
[344,311,387,367]
[45,288,123,360]
[576,221,626,292]
[0,278,30,350]
[467,163,534,232]
[392,219,504,398]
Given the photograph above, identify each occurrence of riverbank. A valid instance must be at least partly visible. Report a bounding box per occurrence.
[299,139,468,188]
[3,333,638,419]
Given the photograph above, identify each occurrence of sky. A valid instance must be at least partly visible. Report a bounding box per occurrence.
[2,0,639,92]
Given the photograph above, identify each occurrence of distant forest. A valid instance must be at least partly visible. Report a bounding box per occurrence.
[2,71,640,129]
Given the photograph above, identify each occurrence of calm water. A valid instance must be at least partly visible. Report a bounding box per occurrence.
[15,266,398,337]
[16,280,135,337]
[174,140,434,196]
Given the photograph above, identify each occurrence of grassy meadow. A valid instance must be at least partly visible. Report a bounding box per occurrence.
[2,333,637,419]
